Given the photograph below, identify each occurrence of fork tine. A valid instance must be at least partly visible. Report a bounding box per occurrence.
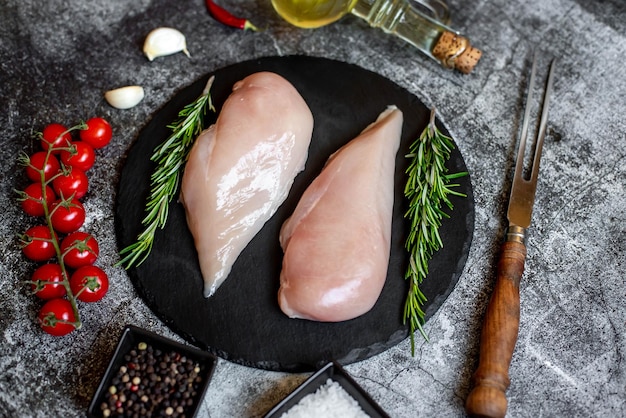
[530,58,557,182]
[516,53,539,179]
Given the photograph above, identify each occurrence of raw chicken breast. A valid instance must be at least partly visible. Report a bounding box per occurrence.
[180,72,314,297]
[278,106,403,321]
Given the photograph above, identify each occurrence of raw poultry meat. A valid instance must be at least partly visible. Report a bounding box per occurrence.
[278,106,403,321]
[180,72,314,297]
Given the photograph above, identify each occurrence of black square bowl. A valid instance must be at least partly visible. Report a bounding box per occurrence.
[264,361,389,417]
[88,325,218,418]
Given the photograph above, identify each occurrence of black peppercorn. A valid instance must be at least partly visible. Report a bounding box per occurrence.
[100,342,204,418]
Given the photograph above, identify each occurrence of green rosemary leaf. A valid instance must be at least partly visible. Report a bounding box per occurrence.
[403,108,468,355]
[117,76,216,269]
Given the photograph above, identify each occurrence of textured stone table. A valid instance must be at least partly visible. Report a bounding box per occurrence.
[1,0,624,417]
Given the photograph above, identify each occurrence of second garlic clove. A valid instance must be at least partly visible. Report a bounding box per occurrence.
[143,27,190,61]
[105,86,145,109]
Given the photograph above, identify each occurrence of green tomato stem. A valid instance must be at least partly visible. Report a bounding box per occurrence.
[39,145,82,331]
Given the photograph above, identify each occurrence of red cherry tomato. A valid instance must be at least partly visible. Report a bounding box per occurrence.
[22,225,57,261]
[38,298,76,336]
[52,167,89,200]
[50,199,85,233]
[41,123,72,153]
[31,263,67,300]
[61,231,99,268]
[60,141,95,172]
[25,152,60,183]
[80,117,112,149]
[70,265,109,302]
[20,183,56,217]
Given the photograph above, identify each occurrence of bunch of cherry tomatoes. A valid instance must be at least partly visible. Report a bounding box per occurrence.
[18,117,112,336]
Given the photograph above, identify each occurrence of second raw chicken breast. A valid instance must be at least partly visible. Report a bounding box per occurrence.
[278,106,403,321]
[180,72,314,297]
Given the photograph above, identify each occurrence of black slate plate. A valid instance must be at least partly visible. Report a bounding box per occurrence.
[115,55,474,372]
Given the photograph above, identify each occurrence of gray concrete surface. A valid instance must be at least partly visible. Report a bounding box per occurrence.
[1,0,624,417]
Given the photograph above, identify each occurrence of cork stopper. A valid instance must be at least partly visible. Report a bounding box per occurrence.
[432,31,482,74]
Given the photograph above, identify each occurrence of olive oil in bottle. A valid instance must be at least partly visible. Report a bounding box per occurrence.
[271,0,359,28]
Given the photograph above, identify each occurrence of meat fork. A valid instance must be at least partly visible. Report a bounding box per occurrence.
[465,54,557,418]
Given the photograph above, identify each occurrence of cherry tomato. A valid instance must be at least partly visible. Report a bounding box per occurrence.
[61,231,99,268]
[80,117,112,149]
[31,263,67,300]
[38,298,76,336]
[41,123,72,153]
[70,265,109,302]
[52,167,89,200]
[25,151,60,182]
[50,199,85,233]
[20,183,56,217]
[60,141,95,172]
[22,225,57,261]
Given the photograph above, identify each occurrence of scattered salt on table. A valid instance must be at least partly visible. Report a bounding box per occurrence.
[279,378,370,418]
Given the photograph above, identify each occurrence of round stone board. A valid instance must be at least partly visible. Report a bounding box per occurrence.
[115,55,474,372]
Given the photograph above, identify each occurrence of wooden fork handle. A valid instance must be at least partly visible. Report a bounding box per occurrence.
[466,239,527,418]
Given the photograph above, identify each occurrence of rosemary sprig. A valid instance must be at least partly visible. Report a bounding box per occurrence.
[404,108,467,355]
[117,76,216,269]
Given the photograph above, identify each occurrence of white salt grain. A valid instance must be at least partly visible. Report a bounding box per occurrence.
[279,378,370,418]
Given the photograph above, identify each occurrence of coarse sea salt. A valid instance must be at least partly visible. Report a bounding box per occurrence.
[279,378,370,418]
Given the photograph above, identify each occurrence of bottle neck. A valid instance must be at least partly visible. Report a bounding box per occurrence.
[350,0,481,73]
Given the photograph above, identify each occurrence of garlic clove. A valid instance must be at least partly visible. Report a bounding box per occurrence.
[143,27,190,61]
[104,86,145,109]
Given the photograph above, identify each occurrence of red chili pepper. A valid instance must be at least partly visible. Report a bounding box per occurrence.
[205,0,258,31]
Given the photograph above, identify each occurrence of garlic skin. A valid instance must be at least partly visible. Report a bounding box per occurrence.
[105,86,145,109]
[143,27,190,61]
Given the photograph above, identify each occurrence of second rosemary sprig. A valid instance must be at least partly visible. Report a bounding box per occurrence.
[118,76,216,269]
[403,108,467,355]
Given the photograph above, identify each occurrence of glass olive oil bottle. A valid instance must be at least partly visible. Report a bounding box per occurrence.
[271,0,482,73]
